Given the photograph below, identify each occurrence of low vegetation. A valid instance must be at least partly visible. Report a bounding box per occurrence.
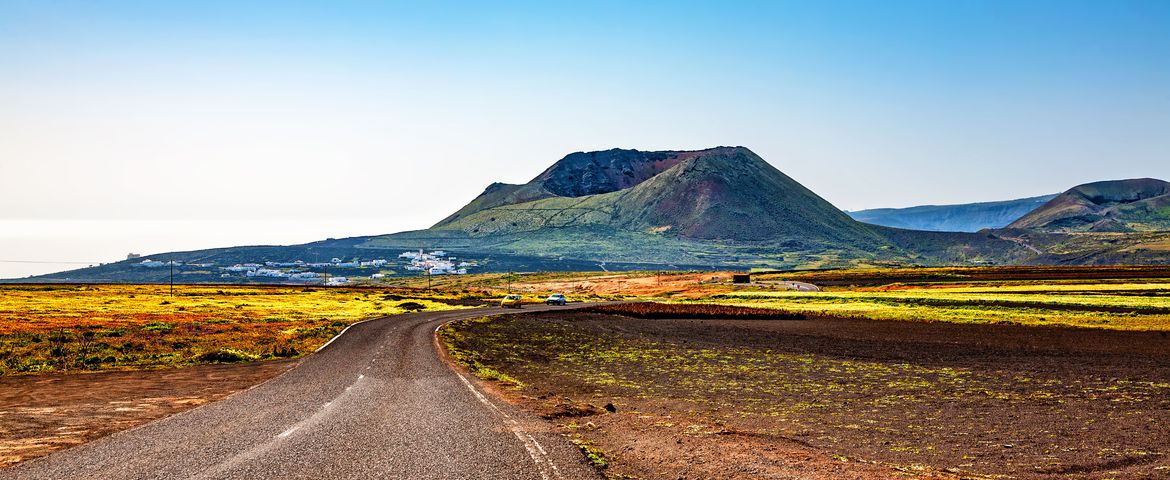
[0,284,471,375]
[438,316,525,388]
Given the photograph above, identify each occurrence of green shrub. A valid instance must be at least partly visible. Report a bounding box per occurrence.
[196,348,259,363]
[142,322,174,333]
[397,301,427,311]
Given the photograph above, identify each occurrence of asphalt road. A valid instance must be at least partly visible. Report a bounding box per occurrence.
[3,304,603,480]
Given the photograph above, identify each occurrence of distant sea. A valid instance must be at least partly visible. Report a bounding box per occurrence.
[0,218,405,280]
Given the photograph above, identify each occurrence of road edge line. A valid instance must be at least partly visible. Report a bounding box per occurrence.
[433,316,565,480]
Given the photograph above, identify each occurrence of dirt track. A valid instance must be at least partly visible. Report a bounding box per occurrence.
[451,312,1170,479]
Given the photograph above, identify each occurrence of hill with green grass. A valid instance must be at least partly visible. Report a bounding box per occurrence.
[365,147,1031,268]
[1008,178,1170,232]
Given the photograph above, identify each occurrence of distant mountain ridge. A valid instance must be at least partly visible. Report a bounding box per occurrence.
[849,195,1057,232]
[1008,178,1170,232]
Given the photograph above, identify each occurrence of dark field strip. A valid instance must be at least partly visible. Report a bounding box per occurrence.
[580,302,807,320]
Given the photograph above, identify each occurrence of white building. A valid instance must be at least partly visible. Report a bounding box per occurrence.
[255,268,289,278]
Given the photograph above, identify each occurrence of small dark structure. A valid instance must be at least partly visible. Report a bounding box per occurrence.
[732,273,751,284]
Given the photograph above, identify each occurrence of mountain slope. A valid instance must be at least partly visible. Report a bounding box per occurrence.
[849,195,1057,232]
[368,147,1028,268]
[1008,178,1170,232]
[434,147,883,243]
[434,149,689,227]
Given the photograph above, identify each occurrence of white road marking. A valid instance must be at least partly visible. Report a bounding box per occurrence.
[314,315,383,353]
[454,370,562,480]
[430,307,577,479]
[314,325,353,353]
[314,313,402,354]
[530,435,562,477]
[192,374,366,479]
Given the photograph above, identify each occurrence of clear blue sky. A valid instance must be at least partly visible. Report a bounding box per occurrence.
[1,0,1167,226]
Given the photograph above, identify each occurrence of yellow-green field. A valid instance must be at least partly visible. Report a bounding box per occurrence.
[0,284,474,375]
[699,282,1170,330]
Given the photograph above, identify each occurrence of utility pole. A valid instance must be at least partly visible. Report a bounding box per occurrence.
[323,265,328,286]
[169,260,174,297]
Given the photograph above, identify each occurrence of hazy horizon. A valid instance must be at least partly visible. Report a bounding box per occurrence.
[2,0,1168,277]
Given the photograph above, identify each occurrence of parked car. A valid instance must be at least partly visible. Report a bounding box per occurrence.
[500,294,523,309]
[545,293,567,306]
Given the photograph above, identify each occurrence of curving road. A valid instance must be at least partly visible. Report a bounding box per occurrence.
[3,305,603,480]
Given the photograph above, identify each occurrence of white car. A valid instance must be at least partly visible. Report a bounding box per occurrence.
[545,293,566,306]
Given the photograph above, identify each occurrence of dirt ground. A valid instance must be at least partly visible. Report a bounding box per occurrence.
[451,312,1170,479]
[512,272,737,297]
[0,360,296,467]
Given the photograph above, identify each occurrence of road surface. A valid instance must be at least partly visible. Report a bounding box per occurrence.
[3,305,603,480]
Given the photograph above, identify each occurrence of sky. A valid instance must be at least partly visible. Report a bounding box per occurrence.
[1,0,1168,276]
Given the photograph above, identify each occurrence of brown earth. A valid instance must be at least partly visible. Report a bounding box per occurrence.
[448,312,1170,479]
[511,271,736,297]
[0,359,296,467]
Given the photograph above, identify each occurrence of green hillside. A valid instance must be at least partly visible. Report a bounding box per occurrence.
[366,147,1031,269]
[1008,178,1170,232]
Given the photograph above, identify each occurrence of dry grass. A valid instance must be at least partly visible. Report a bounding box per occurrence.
[0,284,470,375]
